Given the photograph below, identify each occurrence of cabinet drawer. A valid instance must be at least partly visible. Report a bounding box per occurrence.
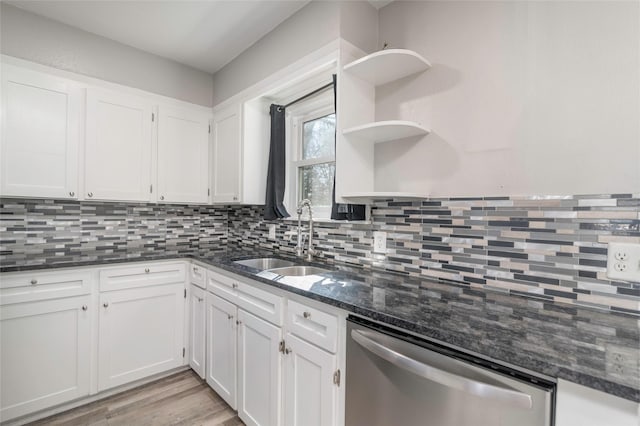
[99,262,186,292]
[190,263,206,289]
[0,270,92,305]
[236,281,283,326]
[286,300,338,353]
[207,269,238,302]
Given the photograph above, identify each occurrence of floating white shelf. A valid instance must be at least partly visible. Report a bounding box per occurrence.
[343,120,430,144]
[341,192,428,203]
[343,49,431,86]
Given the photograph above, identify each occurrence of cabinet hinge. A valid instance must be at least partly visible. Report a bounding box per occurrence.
[152,112,155,122]
[208,124,211,134]
[208,188,210,196]
[182,347,185,358]
[333,369,341,387]
[279,339,286,354]
[184,288,187,299]
[150,184,153,194]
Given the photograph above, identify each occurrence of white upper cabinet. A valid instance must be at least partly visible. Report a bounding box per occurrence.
[85,89,153,201]
[1,65,80,199]
[157,106,210,204]
[211,104,242,203]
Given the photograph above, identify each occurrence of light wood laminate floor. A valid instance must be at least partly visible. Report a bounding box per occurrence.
[29,370,243,426]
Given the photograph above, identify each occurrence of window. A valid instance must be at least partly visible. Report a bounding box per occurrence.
[286,93,335,219]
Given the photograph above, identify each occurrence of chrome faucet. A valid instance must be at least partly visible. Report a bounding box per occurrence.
[296,199,318,261]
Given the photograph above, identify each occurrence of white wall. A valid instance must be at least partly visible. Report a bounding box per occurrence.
[211,1,379,106]
[375,1,640,196]
[0,3,214,107]
[211,1,341,106]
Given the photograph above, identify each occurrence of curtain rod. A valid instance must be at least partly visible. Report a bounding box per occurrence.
[278,81,334,111]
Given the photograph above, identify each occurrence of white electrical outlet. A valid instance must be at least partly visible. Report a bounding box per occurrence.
[373,231,387,253]
[268,224,276,240]
[606,242,640,282]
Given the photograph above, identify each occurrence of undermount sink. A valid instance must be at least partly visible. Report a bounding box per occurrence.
[266,266,331,277]
[234,258,297,270]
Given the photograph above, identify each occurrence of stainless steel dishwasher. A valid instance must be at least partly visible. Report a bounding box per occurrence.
[346,317,555,426]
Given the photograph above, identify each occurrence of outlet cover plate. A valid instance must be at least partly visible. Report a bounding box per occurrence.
[606,242,640,282]
[268,224,276,240]
[373,231,387,253]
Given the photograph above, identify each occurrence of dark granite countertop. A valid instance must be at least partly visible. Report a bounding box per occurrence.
[2,247,639,403]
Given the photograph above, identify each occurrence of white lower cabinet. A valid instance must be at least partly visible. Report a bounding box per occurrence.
[0,295,91,421]
[98,283,185,391]
[189,284,206,379]
[283,333,337,426]
[238,309,283,426]
[205,269,343,426]
[206,292,238,408]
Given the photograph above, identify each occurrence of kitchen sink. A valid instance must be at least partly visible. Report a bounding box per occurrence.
[234,258,297,270]
[266,266,331,277]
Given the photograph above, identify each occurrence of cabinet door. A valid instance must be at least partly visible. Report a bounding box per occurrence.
[157,106,210,204]
[238,309,282,426]
[206,292,237,409]
[1,65,79,199]
[98,283,185,391]
[212,104,241,203]
[189,285,206,379]
[283,333,338,426]
[0,296,91,421]
[85,88,153,201]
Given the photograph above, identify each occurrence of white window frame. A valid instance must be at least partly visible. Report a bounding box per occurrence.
[284,91,335,220]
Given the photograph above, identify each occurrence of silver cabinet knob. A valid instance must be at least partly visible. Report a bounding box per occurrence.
[285,348,292,355]
[193,266,198,272]
[160,195,165,200]
[103,302,109,308]
[144,268,150,273]
[82,305,88,311]
[232,283,238,289]
[233,196,238,201]
[236,319,242,325]
[87,192,93,198]
[69,191,75,197]
[303,311,311,319]
[198,297,203,302]
[227,314,234,320]
[30,279,38,285]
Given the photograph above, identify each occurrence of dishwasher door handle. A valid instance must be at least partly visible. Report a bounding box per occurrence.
[351,329,533,409]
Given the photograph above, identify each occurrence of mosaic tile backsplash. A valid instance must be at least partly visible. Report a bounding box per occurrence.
[0,198,227,267]
[228,194,640,315]
[1,194,639,315]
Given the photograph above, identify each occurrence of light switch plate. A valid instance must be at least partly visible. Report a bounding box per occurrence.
[606,242,640,282]
[373,231,387,253]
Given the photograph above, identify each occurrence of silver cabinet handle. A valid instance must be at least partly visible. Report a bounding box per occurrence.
[198,297,203,302]
[69,191,75,197]
[30,279,38,285]
[87,192,93,198]
[350,329,533,409]
[303,311,311,319]
[160,195,165,200]
[193,266,198,272]
[228,314,234,320]
[82,305,88,311]
[144,268,150,273]
[233,196,238,201]
[285,347,292,355]
[103,302,109,308]
[236,319,242,325]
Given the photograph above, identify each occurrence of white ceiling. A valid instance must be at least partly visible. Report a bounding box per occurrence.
[7,0,310,75]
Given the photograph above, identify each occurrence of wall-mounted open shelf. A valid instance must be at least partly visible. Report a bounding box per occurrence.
[343,49,431,86]
[343,120,430,144]
[341,192,428,203]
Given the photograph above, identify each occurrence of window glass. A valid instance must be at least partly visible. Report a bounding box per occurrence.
[302,114,335,160]
[298,162,335,209]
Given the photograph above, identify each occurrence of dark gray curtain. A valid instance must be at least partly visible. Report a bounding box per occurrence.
[264,104,290,220]
[331,74,366,221]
